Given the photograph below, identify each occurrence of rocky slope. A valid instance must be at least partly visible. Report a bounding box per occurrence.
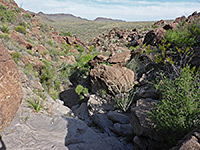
[0,0,200,150]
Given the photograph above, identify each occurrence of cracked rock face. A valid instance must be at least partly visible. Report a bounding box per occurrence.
[0,41,23,131]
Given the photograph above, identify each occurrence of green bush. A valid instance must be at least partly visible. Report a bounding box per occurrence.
[0,24,9,33]
[15,25,26,34]
[0,5,16,23]
[0,33,10,41]
[151,66,200,140]
[75,84,88,102]
[10,52,21,64]
[40,60,60,100]
[60,31,72,37]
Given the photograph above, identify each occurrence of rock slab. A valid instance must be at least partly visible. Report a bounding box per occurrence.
[0,41,23,131]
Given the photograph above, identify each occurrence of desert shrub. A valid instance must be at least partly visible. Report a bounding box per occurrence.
[39,60,60,100]
[165,29,196,47]
[0,5,16,23]
[75,84,88,102]
[60,31,72,37]
[24,13,31,19]
[0,24,9,33]
[10,52,21,64]
[0,33,10,41]
[19,22,27,28]
[15,25,26,34]
[108,80,136,112]
[24,63,37,76]
[151,66,200,142]
[74,45,84,53]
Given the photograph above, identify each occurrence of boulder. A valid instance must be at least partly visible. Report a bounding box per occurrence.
[174,16,186,23]
[89,55,109,67]
[131,98,162,141]
[90,65,135,93]
[107,111,130,124]
[108,51,131,66]
[113,123,133,136]
[163,23,177,30]
[1,113,115,150]
[92,113,113,134]
[22,54,44,70]
[9,31,33,49]
[171,126,200,150]
[137,86,159,100]
[87,95,114,116]
[0,41,23,131]
[143,28,166,46]
[153,19,166,26]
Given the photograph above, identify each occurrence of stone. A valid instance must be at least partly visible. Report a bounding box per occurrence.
[92,113,113,134]
[87,95,114,116]
[179,136,200,150]
[90,65,135,93]
[137,86,159,100]
[1,112,113,150]
[131,99,162,141]
[0,41,23,131]
[113,123,133,136]
[22,54,44,70]
[9,31,33,49]
[103,137,125,150]
[143,28,166,46]
[107,111,130,124]
[174,16,186,23]
[108,51,131,66]
[72,102,92,125]
[89,55,109,67]
[153,19,166,26]
[133,136,149,150]
[163,23,177,30]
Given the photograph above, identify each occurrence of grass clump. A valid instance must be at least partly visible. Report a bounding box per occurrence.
[15,25,26,34]
[10,52,21,64]
[27,96,44,113]
[151,66,200,144]
[0,24,9,33]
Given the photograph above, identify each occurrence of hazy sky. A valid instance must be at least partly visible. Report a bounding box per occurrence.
[15,0,200,21]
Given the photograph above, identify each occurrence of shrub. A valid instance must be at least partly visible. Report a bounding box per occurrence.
[15,25,26,34]
[0,24,9,33]
[60,31,72,37]
[108,80,136,112]
[75,84,88,102]
[24,63,37,76]
[10,52,21,64]
[39,60,60,100]
[0,33,10,41]
[0,5,16,23]
[151,66,200,141]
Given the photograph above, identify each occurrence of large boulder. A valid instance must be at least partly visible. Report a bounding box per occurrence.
[171,126,200,150]
[9,31,33,49]
[90,65,135,93]
[108,51,131,66]
[143,28,166,46]
[0,41,23,131]
[131,98,162,141]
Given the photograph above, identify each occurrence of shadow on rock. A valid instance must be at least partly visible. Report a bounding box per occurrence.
[59,88,79,108]
[0,137,6,150]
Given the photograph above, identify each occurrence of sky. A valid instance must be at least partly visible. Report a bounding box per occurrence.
[14,0,200,21]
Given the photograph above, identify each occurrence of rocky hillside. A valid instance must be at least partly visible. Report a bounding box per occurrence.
[0,0,200,150]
